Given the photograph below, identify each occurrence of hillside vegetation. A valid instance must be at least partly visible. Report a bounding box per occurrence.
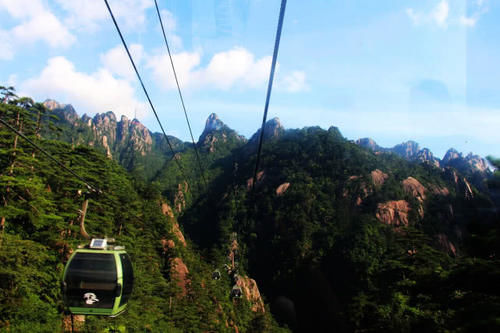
[1,89,500,332]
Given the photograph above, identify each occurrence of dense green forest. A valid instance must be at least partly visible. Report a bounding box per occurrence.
[1,88,500,332]
[0,89,286,332]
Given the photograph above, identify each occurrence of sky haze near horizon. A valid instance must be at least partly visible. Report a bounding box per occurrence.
[1,0,499,159]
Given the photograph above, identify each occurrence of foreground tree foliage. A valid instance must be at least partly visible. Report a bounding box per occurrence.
[0,95,286,332]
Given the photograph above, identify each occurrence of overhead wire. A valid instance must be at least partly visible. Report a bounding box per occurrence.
[252,0,287,190]
[0,117,99,192]
[104,0,189,184]
[153,0,207,190]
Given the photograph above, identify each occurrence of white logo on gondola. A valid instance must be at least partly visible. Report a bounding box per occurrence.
[83,292,99,304]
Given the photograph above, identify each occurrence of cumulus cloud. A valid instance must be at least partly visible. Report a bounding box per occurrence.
[407,0,489,29]
[279,71,308,93]
[0,29,14,60]
[55,0,153,31]
[11,11,75,48]
[147,47,273,91]
[158,9,183,50]
[100,44,145,81]
[0,0,75,58]
[406,0,449,27]
[459,0,489,27]
[21,56,147,120]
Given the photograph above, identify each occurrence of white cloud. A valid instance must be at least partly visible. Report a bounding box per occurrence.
[433,0,449,26]
[459,0,489,28]
[406,0,449,28]
[147,47,273,91]
[21,56,147,120]
[11,11,75,48]
[459,16,477,27]
[407,0,490,29]
[279,71,308,93]
[55,0,153,31]
[159,9,182,50]
[0,29,14,60]
[0,0,44,18]
[147,50,202,89]
[7,74,17,87]
[203,47,272,89]
[100,44,145,81]
[0,0,75,58]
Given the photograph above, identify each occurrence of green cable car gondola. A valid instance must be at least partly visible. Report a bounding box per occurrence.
[62,238,134,317]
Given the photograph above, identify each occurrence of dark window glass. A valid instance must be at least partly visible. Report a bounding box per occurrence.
[65,253,117,309]
[119,253,134,307]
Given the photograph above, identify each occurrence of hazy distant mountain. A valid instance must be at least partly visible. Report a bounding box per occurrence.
[355,137,491,180]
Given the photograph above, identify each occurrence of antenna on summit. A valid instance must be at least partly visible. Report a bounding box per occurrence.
[134,108,137,120]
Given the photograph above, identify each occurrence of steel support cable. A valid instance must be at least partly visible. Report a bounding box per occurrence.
[252,0,287,190]
[0,117,99,192]
[153,0,207,190]
[104,0,188,182]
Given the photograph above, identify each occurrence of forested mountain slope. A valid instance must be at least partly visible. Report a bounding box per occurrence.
[1,90,499,332]
[0,93,286,332]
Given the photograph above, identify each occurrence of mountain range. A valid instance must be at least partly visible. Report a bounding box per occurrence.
[2,95,500,332]
[42,99,491,183]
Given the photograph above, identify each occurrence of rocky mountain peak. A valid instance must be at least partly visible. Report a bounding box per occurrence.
[43,99,78,123]
[204,113,224,132]
[465,153,489,173]
[197,113,245,153]
[443,148,461,164]
[43,99,65,110]
[249,117,284,144]
[355,137,380,151]
[392,140,420,159]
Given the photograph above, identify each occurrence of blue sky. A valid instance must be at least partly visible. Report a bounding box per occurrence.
[1,0,499,158]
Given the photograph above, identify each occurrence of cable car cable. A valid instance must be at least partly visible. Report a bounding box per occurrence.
[0,117,99,193]
[104,0,188,183]
[153,0,208,190]
[252,0,287,190]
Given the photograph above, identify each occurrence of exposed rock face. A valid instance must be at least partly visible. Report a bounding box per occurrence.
[343,175,373,206]
[159,202,190,296]
[355,138,380,151]
[63,315,85,332]
[354,139,489,178]
[174,182,189,213]
[416,148,440,167]
[161,238,176,251]
[445,168,475,200]
[464,153,489,173]
[402,177,426,202]
[172,221,186,247]
[443,148,490,175]
[276,182,290,196]
[402,177,426,218]
[442,148,461,165]
[370,169,388,187]
[161,202,187,247]
[44,99,79,123]
[170,257,190,296]
[463,177,474,200]
[392,141,421,160]
[198,113,246,153]
[43,99,63,110]
[247,171,265,190]
[430,185,450,196]
[41,99,184,177]
[236,276,265,313]
[249,117,284,144]
[436,233,457,256]
[161,202,174,218]
[376,200,411,226]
